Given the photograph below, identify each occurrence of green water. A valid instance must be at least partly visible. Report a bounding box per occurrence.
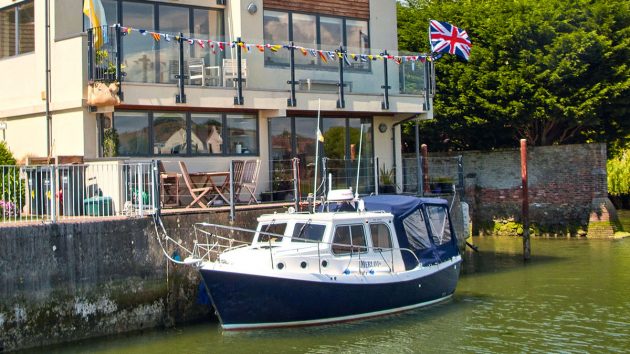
[36,237,630,353]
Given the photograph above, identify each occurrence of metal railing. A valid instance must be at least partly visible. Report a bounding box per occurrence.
[189,222,422,273]
[401,156,464,196]
[0,161,157,224]
[266,158,300,208]
[157,158,301,215]
[324,157,376,195]
[86,25,436,107]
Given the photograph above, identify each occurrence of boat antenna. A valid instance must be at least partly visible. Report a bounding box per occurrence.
[313,98,322,201]
[354,123,364,199]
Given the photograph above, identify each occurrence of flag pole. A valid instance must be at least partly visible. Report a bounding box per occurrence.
[313,99,321,200]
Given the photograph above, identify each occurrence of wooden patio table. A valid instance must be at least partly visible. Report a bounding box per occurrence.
[189,171,231,207]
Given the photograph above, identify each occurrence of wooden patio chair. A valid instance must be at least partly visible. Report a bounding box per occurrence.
[231,159,245,189]
[222,58,247,87]
[235,159,260,204]
[178,161,212,208]
[158,160,180,208]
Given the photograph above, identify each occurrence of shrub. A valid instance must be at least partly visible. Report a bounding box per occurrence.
[0,142,25,214]
[608,149,630,196]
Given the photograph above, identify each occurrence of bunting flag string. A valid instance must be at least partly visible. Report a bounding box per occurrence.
[112,24,439,64]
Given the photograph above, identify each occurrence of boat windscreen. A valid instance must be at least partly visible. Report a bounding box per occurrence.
[402,210,432,250]
[425,205,452,246]
[292,223,326,243]
[258,222,287,243]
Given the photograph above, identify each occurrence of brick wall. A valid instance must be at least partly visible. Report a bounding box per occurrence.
[447,143,608,235]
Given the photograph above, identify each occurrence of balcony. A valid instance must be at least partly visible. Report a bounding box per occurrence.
[87,25,435,113]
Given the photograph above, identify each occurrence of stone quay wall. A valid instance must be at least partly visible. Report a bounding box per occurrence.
[448,143,612,236]
[0,208,283,352]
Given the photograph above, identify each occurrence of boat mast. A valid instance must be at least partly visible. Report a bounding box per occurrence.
[355,123,364,198]
[313,99,322,201]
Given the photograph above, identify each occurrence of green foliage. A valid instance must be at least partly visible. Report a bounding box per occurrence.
[0,141,16,165]
[608,148,630,196]
[398,0,630,151]
[0,141,24,211]
[379,164,395,185]
[103,128,119,157]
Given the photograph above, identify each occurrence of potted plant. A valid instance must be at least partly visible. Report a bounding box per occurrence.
[102,128,119,157]
[431,176,454,194]
[379,165,397,194]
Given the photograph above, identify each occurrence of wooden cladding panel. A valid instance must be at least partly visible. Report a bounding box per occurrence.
[264,0,370,19]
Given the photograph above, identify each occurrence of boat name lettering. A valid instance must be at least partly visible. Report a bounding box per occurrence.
[360,260,382,268]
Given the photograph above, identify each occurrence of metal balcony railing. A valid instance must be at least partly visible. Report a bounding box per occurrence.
[0,161,158,224]
[87,25,437,108]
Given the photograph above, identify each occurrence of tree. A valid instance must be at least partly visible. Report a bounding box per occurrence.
[608,148,630,196]
[398,0,630,151]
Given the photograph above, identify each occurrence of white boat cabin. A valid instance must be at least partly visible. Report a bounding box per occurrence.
[217,210,408,275]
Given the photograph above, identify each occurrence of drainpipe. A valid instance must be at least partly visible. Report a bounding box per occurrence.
[45,0,52,160]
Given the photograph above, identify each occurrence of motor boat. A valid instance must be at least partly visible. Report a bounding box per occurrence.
[179,192,462,330]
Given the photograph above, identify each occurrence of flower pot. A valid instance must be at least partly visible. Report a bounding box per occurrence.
[379,185,396,194]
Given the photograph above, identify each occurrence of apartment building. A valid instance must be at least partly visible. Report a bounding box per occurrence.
[0,0,433,196]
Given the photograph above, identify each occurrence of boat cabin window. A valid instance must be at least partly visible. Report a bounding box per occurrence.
[370,223,392,250]
[291,223,326,243]
[332,225,367,255]
[426,206,452,246]
[402,210,431,250]
[258,222,287,243]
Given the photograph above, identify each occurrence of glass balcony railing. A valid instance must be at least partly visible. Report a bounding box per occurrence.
[87,25,436,106]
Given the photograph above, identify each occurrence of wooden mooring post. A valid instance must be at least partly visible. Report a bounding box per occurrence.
[421,144,430,194]
[521,139,531,260]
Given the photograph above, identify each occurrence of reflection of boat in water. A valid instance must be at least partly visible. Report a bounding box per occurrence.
[172,192,462,330]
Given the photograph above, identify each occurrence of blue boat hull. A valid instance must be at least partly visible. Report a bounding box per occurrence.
[200,260,461,329]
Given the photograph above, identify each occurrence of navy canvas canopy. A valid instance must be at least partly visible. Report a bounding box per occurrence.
[363,195,458,269]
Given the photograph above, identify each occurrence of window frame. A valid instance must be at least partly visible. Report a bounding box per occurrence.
[291,222,327,243]
[262,9,371,72]
[107,110,259,157]
[425,205,453,246]
[369,222,393,251]
[0,0,34,60]
[88,0,225,84]
[331,224,368,256]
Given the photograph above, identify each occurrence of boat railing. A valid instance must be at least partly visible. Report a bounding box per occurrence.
[191,222,422,273]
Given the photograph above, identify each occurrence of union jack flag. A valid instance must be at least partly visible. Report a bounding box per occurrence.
[429,20,472,61]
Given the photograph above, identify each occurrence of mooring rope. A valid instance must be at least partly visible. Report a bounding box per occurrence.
[152,213,195,265]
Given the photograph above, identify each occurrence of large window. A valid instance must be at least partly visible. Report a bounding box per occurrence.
[263,11,289,65]
[269,116,374,197]
[158,5,190,84]
[292,13,316,66]
[153,113,187,155]
[106,111,258,157]
[122,1,156,83]
[1,1,34,59]
[262,10,369,70]
[114,112,150,156]
[93,1,224,83]
[191,113,223,154]
[226,114,258,155]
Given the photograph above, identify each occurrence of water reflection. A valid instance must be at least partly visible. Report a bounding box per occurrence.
[30,238,630,354]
